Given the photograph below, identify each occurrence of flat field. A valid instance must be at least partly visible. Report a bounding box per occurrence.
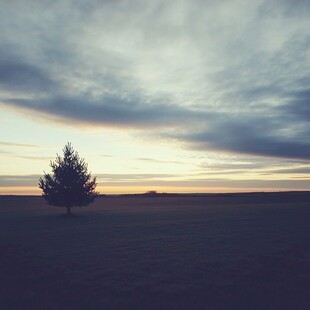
[0,192,309,309]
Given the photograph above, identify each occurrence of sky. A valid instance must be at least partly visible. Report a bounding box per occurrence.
[0,0,310,195]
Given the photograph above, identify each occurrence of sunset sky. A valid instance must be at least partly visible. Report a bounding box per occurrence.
[0,0,309,195]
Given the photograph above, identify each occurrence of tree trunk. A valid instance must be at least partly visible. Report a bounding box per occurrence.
[66,206,71,215]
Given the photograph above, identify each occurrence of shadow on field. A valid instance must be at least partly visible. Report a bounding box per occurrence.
[57,213,84,220]
[0,194,309,309]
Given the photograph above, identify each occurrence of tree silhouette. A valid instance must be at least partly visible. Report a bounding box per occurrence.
[39,143,99,215]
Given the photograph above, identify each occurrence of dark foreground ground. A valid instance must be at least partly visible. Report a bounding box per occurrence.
[0,192,309,310]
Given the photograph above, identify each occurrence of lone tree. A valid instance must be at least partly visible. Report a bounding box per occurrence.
[39,143,99,215]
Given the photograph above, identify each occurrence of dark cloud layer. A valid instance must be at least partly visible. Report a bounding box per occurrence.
[283,88,310,122]
[174,118,310,160]
[4,95,200,129]
[0,60,55,93]
[0,0,309,161]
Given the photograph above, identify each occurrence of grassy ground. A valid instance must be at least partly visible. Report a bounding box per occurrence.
[0,193,309,309]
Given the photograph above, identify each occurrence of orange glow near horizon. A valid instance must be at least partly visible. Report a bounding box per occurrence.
[0,187,41,195]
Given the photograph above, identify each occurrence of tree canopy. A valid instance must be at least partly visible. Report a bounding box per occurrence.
[39,143,99,214]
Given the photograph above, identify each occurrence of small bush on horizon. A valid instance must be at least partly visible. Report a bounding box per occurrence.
[145,190,158,196]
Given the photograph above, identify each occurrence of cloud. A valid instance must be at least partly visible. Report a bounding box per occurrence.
[0,59,56,93]
[135,157,185,165]
[0,175,40,187]
[198,159,310,176]
[3,95,202,129]
[16,155,54,161]
[266,166,310,175]
[171,118,310,160]
[97,173,177,182]
[282,88,310,123]
[0,0,309,160]
[0,141,39,148]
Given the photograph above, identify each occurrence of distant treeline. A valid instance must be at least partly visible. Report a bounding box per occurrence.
[1,191,310,203]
